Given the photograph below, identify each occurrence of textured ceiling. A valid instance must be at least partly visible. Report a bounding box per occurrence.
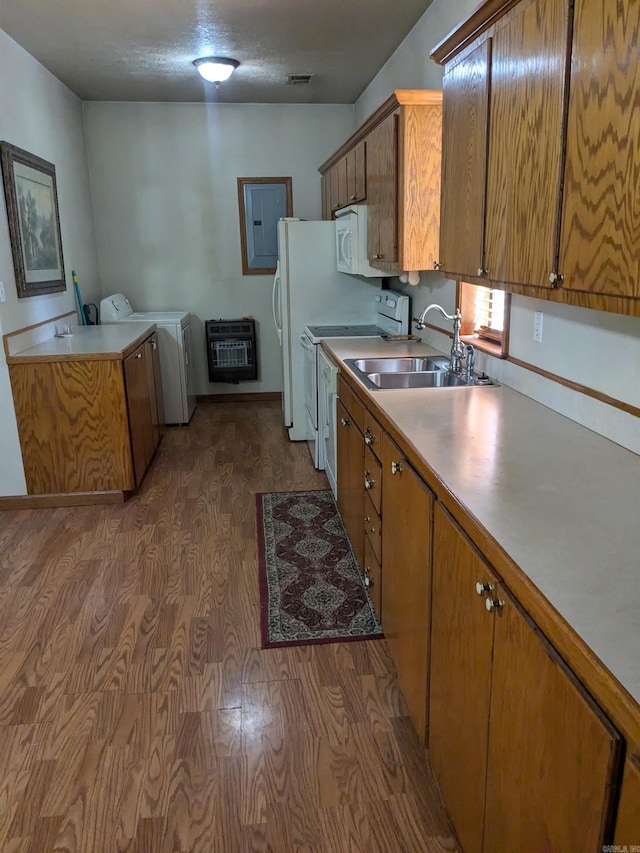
[0,0,434,103]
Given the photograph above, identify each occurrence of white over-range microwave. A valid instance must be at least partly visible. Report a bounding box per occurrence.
[335,205,389,278]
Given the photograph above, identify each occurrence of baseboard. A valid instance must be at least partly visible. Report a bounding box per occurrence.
[197,392,282,403]
[0,491,126,510]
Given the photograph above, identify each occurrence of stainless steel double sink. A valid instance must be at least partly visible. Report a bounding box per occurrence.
[345,356,498,390]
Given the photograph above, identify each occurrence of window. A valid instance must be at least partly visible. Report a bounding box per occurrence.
[457,281,511,357]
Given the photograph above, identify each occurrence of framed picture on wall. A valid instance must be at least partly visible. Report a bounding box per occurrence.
[0,141,66,297]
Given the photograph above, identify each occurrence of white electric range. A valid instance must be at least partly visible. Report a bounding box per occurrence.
[301,291,410,493]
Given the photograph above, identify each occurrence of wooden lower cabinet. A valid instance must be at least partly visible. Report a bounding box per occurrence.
[430,502,497,853]
[614,755,640,844]
[380,432,433,741]
[336,396,364,569]
[431,504,622,853]
[124,335,162,486]
[9,331,163,497]
[363,535,382,619]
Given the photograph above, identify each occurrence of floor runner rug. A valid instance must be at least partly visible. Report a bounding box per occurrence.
[256,490,383,648]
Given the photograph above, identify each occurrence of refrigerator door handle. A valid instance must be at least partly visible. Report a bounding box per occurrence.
[272,263,282,345]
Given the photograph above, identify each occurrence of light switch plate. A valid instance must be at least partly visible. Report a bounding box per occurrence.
[533,311,543,343]
[0,281,6,303]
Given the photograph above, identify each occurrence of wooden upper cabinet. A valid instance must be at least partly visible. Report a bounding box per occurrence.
[319,90,442,273]
[433,0,640,313]
[366,113,398,266]
[558,0,640,297]
[328,158,349,215]
[346,139,366,204]
[484,0,571,288]
[439,39,491,278]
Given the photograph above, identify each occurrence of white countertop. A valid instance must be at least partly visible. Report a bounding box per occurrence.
[7,323,156,363]
[325,337,640,708]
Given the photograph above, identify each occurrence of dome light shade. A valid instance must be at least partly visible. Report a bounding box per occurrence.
[193,57,239,83]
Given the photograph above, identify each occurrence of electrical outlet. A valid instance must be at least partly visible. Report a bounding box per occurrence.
[0,281,5,303]
[533,311,544,343]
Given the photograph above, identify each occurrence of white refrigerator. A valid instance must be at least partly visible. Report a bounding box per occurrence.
[272,219,378,441]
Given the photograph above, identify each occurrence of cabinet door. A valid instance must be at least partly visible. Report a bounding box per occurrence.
[439,40,491,278]
[321,173,331,220]
[614,754,640,844]
[336,397,364,569]
[146,335,162,450]
[484,0,571,287]
[429,504,497,853]
[381,433,433,741]
[558,0,640,297]
[329,158,348,214]
[366,113,398,265]
[484,586,621,852]
[124,341,154,486]
[346,140,366,204]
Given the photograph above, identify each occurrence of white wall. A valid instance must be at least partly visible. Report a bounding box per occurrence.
[83,101,355,395]
[0,29,101,495]
[355,0,640,455]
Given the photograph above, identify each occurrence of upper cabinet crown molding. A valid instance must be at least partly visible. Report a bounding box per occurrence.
[318,90,442,175]
[430,0,523,66]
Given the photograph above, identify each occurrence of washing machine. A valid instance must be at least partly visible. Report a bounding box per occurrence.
[100,293,196,425]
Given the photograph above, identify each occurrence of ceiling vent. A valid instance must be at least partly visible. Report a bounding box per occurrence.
[286,74,313,85]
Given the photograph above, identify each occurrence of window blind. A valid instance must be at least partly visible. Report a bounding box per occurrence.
[473,286,505,343]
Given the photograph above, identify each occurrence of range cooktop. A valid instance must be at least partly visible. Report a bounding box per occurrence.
[304,324,381,342]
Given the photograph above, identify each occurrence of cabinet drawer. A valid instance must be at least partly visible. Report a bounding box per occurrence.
[363,535,382,620]
[363,490,382,566]
[363,410,383,462]
[337,373,364,432]
[364,444,382,514]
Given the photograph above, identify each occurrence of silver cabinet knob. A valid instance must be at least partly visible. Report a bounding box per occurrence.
[364,473,375,490]
[363,567,372,589]
[341,417,350,427]
[549,272,564,285]
[391,461,403,475]
[135,352,142,359]
[475,581,493,596]
[477,267,488,277]
[433,261,442,270]
[364,427,375,446]
[486,597,504,612]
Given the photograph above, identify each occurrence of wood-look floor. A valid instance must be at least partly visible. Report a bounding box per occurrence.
[0,401,458,852]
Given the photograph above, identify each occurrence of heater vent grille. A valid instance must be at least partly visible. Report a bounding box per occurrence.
[287,74,313,85]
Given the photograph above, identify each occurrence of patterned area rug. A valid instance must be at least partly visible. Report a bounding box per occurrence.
[257,490,383,648]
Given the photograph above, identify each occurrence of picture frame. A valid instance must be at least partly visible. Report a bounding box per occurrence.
[237,177,292,275]
[0,141,66,297]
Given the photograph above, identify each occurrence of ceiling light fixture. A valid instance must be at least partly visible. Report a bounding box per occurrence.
[193,57,239,84]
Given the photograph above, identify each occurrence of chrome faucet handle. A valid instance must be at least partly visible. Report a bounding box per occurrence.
[465,344,476,381]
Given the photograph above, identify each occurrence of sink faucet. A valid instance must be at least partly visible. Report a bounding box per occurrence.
[413,303,466,374]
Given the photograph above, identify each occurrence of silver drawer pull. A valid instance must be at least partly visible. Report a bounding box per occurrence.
[364,473,375,490]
